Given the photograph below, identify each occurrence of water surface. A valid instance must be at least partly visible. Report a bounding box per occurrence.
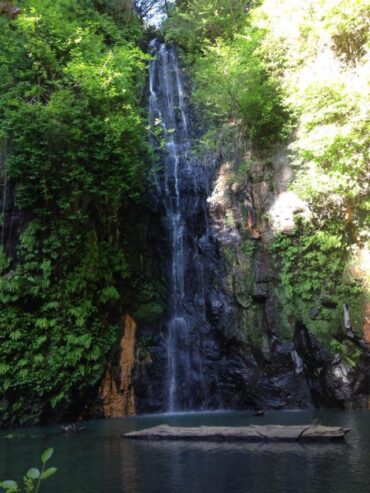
[1,410,369,493]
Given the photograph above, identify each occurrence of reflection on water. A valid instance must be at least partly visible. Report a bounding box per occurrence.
[0,410,370,493]
[132,438,347,456]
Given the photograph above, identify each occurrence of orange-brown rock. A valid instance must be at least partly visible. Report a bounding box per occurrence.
[247,209,261,240]
[101,314,137,418]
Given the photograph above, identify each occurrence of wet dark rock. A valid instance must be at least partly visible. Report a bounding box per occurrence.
[292,321,362,407]
[310,307,321,319]
[252,282,269,302]
[253,249,269,283]
[60,424,86,433]
[211,299,224,315]
[277,341,294,354]
[193,294,205,307]
[198,235,210,252]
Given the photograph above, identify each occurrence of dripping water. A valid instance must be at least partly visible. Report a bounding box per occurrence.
[148,40,217,412]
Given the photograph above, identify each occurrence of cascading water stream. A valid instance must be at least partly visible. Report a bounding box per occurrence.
[148,40,216,412]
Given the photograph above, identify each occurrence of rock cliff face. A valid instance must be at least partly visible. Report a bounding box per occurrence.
[131,44,348,413]
[134,40,249,413]
[132,90,370,412]
[203,141,370,410]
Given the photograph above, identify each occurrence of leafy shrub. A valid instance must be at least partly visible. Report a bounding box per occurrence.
[0,0,154,426]
[191,30,289,146]
[0,448,57,493]
[165,0,251,51]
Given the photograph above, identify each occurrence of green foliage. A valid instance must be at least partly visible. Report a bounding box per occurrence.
[0,448,57,492]
[0,0,155,426]
[192,33,289,146]
[256,0,370,243]
[134,301,164,321]
[325,0,370,64]
[271,224,364,349]
[165,1,289,146]
[165,0,250,51]
[260,0,369,354]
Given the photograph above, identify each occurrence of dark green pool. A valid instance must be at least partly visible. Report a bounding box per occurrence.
[1,410,369,492]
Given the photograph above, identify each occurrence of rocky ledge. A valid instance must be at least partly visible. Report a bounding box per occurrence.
[123,424,351,442]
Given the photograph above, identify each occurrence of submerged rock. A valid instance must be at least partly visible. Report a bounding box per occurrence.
[124,424,351,442]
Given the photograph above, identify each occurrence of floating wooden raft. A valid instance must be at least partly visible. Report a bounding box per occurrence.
[124,424,351,442]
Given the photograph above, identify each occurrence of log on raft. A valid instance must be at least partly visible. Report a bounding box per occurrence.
[123,424,351,442]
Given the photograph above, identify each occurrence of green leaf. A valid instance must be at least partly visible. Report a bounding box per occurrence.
[0,363,10,376]
[41,448,54,464]
[26,468,40,480]
[0,480,18,490]
[40,467,57,480]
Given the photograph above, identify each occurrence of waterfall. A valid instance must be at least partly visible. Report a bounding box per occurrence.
[148,40,217,412]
